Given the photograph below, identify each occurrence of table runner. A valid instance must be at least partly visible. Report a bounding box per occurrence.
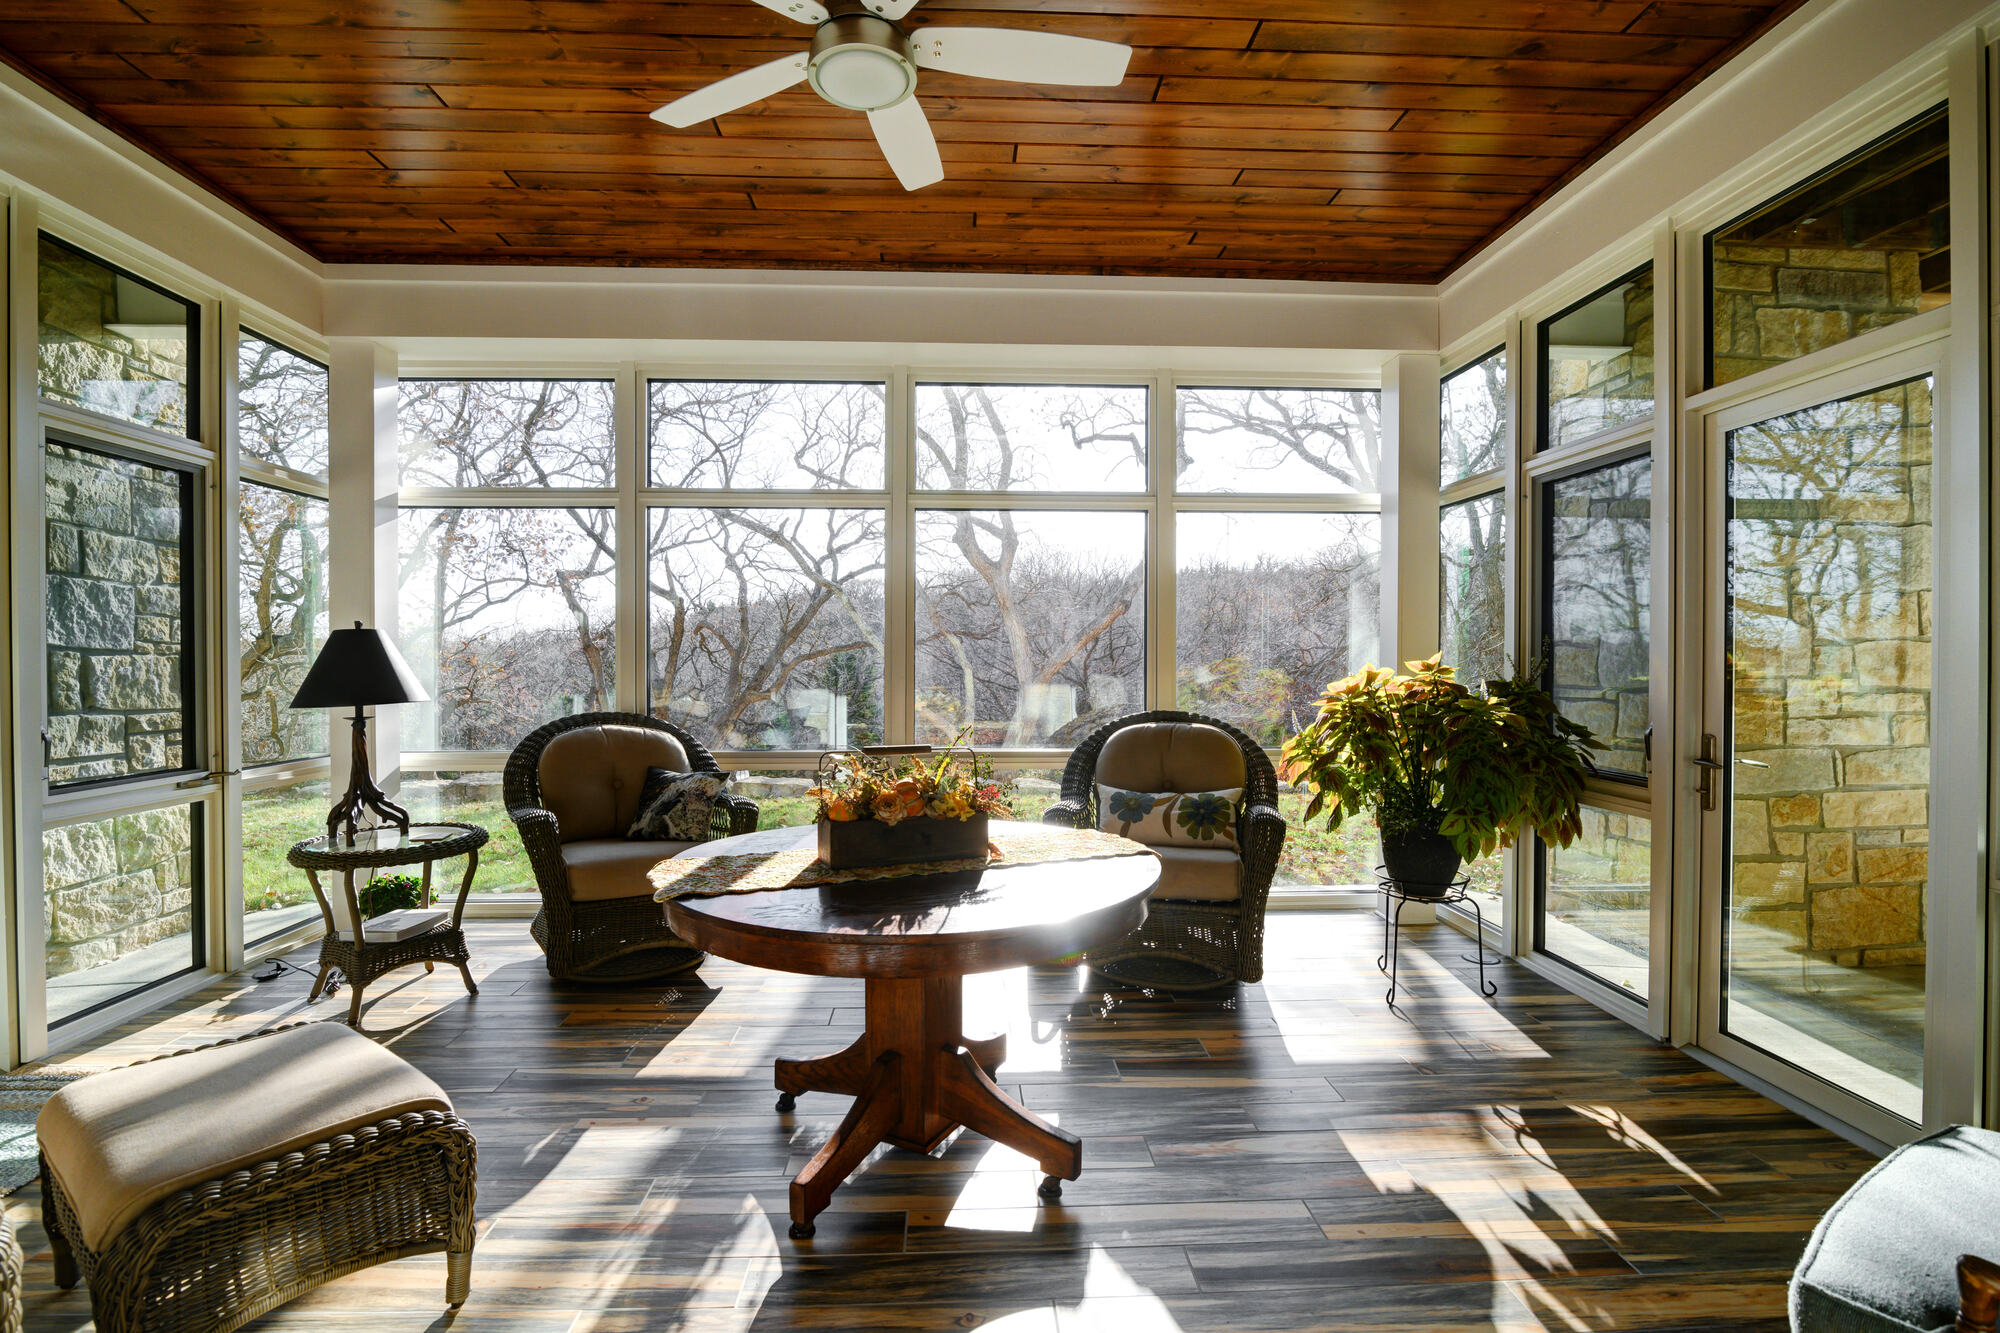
[650,824,1154,902]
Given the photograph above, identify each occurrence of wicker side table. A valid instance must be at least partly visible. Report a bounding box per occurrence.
[288,823,489,1025]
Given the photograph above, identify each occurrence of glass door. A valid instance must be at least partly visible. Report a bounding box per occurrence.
[1699,365,1936,1131]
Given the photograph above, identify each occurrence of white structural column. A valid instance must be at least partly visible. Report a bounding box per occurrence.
[326,341,401,796]
[1378,353,1442,670]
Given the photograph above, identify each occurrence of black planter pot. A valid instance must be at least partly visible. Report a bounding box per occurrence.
[1380,829,1463,899]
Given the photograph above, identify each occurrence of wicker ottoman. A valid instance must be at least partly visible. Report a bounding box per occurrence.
[35,1022,476,1333]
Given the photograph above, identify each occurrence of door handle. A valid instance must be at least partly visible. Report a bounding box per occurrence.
[1692,733,1724,812]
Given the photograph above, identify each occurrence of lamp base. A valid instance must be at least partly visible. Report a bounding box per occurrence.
[329,706,411,845]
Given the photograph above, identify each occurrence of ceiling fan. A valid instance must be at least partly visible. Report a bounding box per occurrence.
[650,0,1133,191]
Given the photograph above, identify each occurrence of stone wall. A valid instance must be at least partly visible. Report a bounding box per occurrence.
[1548,457,1652,779]
[1712,241,1946,387]
[37,237,190,435]
[1728,379,1931,967]
[42,806,194,979]
[46,444,187,785]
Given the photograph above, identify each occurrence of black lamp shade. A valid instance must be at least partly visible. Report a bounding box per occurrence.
[290,622,430,709]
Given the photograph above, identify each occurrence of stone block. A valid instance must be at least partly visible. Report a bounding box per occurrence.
[1734,747,1835,795]
[49,760,123,784]
[46,522,80,574]
[49,653,82,713]
[127,710,180,733]
[1736,905,1808,949]
[1562,699,1618,741]
[1616,690,1649,741]
[1857,845,1927,884]
[1810,884,1921,951]
[1754,308,1851,359]
[1892,714,1929,745]
[134,615,178,645]
[1856,828,1901,847]
[42,820,116,889]
[1843,747,1930,787]
[1776,268,1890,311]
[44,453,131,531]
[1865,946,1926,966]
[1787,247,1891,272]
[83,654,179,711]
[1774,832,1805,856]
[1770,794,1821,827]
[49,713,124,761]
[46,575,135,650]
[1806,830,1853,884]
[1734,860,1805,908]
[115,807,188,868]
[1823,495,1910,523]
[1713,260,1774,293]
[1735,696,1785,745]
[1734,800,1770,855]
[78,529,160,585]
[1822,787,1927,828]
[1856,640,1929,689]
[1785,677,1842,718]
[1889,252,1922,307]
[1788,715,1889,747]
[1555,643,1599,688]
[125,733,167,770]
[136,585,180,617]
[1718,242,1789,264]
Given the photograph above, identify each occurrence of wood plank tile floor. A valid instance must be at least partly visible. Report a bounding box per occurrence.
[11,913,1874,1332]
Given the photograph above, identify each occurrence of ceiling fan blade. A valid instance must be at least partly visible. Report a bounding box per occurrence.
[867,96,945,191]
[747,0,829,22]
[910,28,1132,87]
[651,52,811,128]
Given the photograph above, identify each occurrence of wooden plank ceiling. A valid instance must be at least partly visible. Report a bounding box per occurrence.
[0,1,1806,282]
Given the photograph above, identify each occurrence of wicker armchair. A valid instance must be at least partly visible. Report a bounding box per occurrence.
[1042,710,1284,989]
[504,712,758,982]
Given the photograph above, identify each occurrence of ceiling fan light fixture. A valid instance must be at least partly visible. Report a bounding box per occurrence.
[808,14,917,111]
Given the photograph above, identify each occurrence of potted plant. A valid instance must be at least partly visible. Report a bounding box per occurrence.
[807,740,1015,870]
[1280,656,1600,898]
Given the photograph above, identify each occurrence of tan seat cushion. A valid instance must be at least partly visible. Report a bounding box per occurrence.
[561,838,697,902]
[539,724,693,842]
[37,1022,452,1253]
[1097,722,1247,795]
[1151,845,1242,902]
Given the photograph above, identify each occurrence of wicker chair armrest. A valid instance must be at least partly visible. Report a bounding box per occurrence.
[1238,802,1286,902]
[508,805,570,902]
[92,1109,477,1304]
[713,792,760,838]
[1041,798,1088,829]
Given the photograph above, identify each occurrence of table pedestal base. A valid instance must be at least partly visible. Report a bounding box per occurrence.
[775,976,1081,1238]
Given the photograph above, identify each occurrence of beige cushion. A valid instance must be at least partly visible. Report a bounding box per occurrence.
[1151,845,1242,902]
[1097,722,1247,795]
[37,1023,451,1253]
[561,838,697,902]
[539,724,692,842]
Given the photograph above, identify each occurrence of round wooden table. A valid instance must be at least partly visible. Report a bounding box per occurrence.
[665,821,1158,1238]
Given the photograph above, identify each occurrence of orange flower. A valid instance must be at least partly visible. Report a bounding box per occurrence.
[824,795,860,822]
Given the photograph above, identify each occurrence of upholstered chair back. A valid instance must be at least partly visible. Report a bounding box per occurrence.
[537,723,692,841]
[1095,721,1247,795]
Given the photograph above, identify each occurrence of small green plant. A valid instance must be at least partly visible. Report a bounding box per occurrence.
[1279,656,1600,861]
[358,872,424,918]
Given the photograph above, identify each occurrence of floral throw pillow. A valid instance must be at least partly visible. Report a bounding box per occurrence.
[1095,784,1242,851]
[626,768,726,841]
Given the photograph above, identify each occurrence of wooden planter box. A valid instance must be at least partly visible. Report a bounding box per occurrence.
[818,814,990,870]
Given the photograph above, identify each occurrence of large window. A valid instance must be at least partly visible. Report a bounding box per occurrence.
[37,235,198,439]
[399,374,1386,891]
[1440,494,1507,689]
[45,440,198,788]
[1708,107,1948,388]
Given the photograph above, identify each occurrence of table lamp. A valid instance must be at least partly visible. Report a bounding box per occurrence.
[290,621,430,845]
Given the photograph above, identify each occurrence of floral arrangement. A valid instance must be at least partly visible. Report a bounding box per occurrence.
[808,741,1014,826]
